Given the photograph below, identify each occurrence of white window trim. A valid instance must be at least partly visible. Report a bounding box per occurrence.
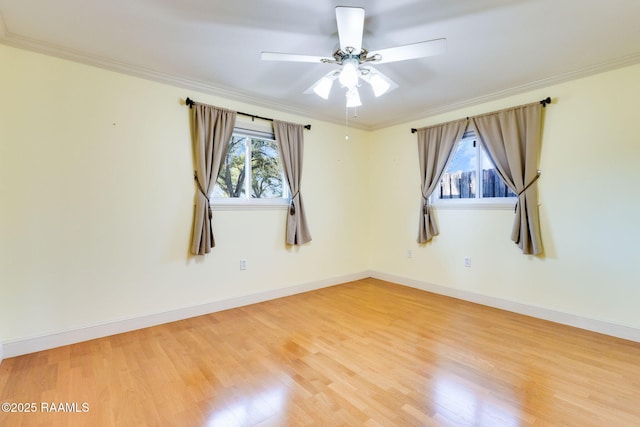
[211,198,289,211]
[431,196,516,210]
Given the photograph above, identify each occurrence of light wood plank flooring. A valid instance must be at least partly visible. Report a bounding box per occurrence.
[1,278,640,426]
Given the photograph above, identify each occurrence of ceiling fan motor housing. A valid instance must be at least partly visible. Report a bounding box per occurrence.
[330,48,380,65]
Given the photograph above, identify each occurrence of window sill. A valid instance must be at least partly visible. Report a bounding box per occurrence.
[432,199,516,210]
[211,199,290,211]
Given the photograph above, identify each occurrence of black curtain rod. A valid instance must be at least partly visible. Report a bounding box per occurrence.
[410,96,552,133]
[185,98,311,130]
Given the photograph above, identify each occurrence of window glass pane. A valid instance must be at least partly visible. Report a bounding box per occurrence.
[479,148,516,198]
[212,129,288,203]
[250,138,284,198]
[213,136,247,198]
[439,138,477,199]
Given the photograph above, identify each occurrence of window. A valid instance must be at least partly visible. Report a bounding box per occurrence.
[434,131,515,208]
[212,127,289,208]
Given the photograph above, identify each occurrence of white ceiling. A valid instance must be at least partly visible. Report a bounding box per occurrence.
[1,0,640,130]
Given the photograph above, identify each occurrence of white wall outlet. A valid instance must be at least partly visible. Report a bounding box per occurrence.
[240,259,247,270]
[407,249,413,259]
[464,257,471,268]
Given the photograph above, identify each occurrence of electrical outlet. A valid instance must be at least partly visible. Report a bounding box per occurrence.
[240,259,247,270]
[464,257,471,268]
[407,249,413,259]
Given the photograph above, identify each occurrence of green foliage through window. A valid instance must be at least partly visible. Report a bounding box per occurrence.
[213,131,287,200]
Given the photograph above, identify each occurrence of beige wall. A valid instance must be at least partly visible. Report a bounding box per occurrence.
[369,63,640,329]
[2,43,639,350]
[0,44,369,343]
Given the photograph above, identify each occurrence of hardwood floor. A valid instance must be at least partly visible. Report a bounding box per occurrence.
[1,278,640,426]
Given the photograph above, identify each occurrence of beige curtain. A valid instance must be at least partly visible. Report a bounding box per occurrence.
[417,119,468,243]
[470,102,543,255]
[190,103,236,255]
[274,120,312,245]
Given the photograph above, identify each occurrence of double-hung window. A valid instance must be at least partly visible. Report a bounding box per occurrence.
[433,131,516,208]
[212,126,289,208]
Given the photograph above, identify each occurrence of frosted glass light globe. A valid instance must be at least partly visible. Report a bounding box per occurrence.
[338,58,359,88]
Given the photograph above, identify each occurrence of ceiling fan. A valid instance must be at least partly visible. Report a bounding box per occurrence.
[261,6,446,107]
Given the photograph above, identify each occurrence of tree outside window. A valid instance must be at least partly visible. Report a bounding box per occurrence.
[213,132,287,200]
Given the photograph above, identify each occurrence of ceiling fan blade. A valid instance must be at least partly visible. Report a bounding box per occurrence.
[335,6,365,53]
[261,52,331,63]
[368,38,447,64]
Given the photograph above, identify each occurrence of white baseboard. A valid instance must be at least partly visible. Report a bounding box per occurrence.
[368,270,640,343]
[1,272,368,360]
[3,270,638,362]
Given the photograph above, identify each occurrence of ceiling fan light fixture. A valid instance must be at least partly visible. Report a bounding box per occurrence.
[369,74,391,97]
[346,87,362,108]
[360,67,397,98]
[338,58,359,89]
[312,76,334,99]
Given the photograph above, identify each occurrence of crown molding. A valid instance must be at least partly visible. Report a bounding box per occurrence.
[389,51,640,130]
[2,30,639,132]
[0,31,359,129]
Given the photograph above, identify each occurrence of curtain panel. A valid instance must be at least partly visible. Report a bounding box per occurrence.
[470,102,544,255]
[274,120,312,245]
[416,119,468,243]
[190,103,236,255]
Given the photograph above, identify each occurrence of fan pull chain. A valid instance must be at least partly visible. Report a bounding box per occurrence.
[345,104,350,140]
[345,105,358,140]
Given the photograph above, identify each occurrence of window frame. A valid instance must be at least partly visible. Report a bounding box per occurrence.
[211,122,290,211]
[431,131,517,211]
